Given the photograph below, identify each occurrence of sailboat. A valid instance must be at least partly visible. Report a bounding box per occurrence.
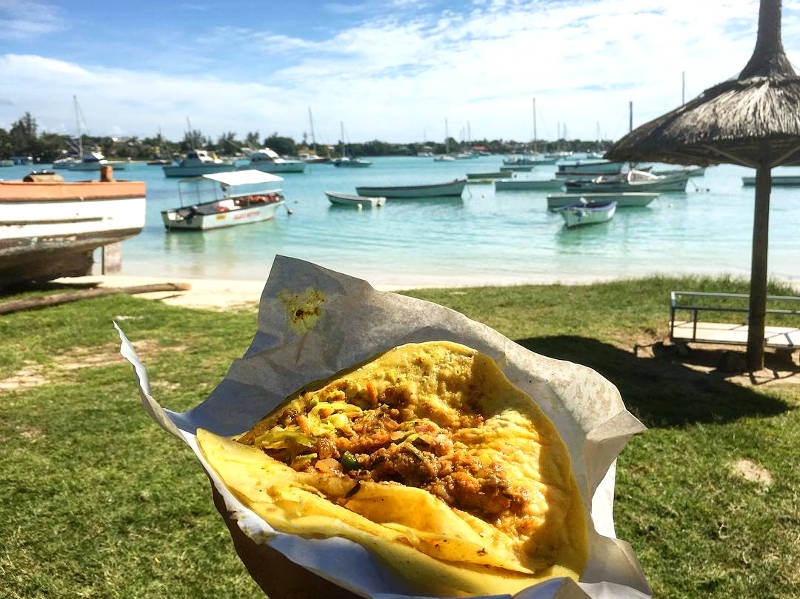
[433,118,455,161]
[299,108,330,163]
[503,98,557,167]
[332,122,371,168]
[66,96,127,171]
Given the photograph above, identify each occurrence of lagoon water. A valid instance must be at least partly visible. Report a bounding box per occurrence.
[5,157,799,287]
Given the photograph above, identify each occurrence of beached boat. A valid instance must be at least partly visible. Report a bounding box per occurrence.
[0,168,145,286]
[163,150,236,178]
[547,192,658,210]
[495,178,563,191]
[557,200,616,228]
[742,175,800,186]
[325,191,385,207]
[565,169,689,193]
[555,159,627,178]
[161,170,285,231]
[240,147,306,173]
[356,179,467,198]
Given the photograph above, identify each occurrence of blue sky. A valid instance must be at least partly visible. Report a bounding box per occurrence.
[2,0,800,144]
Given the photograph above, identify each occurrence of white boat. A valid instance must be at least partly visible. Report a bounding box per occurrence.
[547,192,658,210]
[565,169,688,193]
[161,170,285,231]
[241,147,306,173]
[333,121,372,168]
[66,151,127,172]
[325,191,385,207]
[555,160,628,178]
[557,200,616,228]
[162,150,236,178]
[0,169,145,286]
[654,166,705,178]
[51,156,80,169]
[495,178,563,191]
[742,175,800,186]
[433,155,455,162]
[356,179,466,198]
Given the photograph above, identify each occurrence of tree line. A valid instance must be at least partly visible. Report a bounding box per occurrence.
[0,112,611,163]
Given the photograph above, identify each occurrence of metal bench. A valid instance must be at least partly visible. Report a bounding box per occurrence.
[669,291,800,351]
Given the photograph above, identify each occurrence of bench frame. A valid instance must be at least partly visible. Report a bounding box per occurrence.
[669,291,800,350]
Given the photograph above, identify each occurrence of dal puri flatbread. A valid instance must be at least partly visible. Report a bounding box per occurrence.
[198,341,588,595]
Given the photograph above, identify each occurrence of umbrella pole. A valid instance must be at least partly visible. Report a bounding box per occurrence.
[746,156,772,371]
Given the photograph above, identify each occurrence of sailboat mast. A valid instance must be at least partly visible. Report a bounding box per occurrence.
[308,107,317,147]
[532,97,537,153]
[445,118,449,154]
[340,121,346,158]
[73,95,82,157]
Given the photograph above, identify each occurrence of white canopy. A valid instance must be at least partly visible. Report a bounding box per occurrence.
[201,169,283,186]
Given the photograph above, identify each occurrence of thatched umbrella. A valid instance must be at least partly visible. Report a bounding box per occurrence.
[605,0,800,371]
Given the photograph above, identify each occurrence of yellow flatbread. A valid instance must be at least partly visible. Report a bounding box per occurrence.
[198,341,587,596]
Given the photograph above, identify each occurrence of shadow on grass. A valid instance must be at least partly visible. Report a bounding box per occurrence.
[516,335,793,428]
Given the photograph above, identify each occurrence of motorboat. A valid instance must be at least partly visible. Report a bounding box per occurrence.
[503,154,558,166]
[162,150,236,178]
[333,157,372,168]
[0,168,145,286]
[494,178,563,191]
[547,192,658,210]
[325,191,385,207]
[565,169,688,193]
[356,179,466,199]
[555,159,628,178]
[557,200,616,228]
[66,151,127,171]
[298,151,329,164]
[241,147,306,173]
[161,170,286,231]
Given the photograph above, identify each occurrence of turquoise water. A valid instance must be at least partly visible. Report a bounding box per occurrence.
[4,157,798,286]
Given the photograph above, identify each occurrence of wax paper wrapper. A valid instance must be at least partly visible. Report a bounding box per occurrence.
[117,255,651,599]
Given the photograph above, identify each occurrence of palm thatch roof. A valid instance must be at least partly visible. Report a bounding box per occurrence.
[606,0,800,168]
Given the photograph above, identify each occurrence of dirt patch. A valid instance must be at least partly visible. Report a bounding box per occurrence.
[0,340,183,392]
[729,458,774,487]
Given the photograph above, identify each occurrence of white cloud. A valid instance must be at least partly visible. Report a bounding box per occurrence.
[3,0,793,143]
[0,0,63,39]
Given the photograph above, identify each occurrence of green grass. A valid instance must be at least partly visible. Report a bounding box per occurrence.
[1,276,798,598]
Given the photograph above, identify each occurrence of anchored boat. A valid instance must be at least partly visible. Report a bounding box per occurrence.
[325,191,385,208]
[161,170,286,231]
[547,192,658,210]
[557,200,617,228]
[356,179,466,198]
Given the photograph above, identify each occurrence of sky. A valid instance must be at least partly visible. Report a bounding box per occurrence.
[2,0,800,144]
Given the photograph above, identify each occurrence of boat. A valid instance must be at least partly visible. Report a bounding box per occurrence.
[0,160,13,167]
[332,122,372,168]
[494,178,563,191]
[433,118,455,161]
[466,170,512,181]
[653,166,705,177]
[742,175,800,186]
[356,179,467,198]
[147,158,173,165]
[433,155,455,162]
[557,200,616,228]
[51,155,80,169]
[547,192,658,210]
[555,159,628,178]
[499,164,533,172]
[162,149,236,178]
[325,191,385,207]
[299,108,330,163]
[66,151,128,172]
[240,147,306,173]
[0,168,145,286]
[502,154,558,166]
[565,169,688,193]
[161,170,285,231]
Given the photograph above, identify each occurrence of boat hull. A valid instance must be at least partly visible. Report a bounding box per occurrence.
[742,175,800,186]
[565,176,688,193]
[326,192,385,207]
[333,159,372,168]
[356,179,466,198]
[495,179,563,191]
[558,201,616,228]
[161,201,284,230]
[244,162,306,173]
[0,180,146,286]
[163,163,237,177]
[547,192,658,210]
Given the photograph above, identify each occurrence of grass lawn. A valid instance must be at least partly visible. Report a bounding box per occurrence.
[1,275,798,598]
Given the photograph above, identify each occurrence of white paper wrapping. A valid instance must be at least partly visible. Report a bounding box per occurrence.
[117,255,651,599]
